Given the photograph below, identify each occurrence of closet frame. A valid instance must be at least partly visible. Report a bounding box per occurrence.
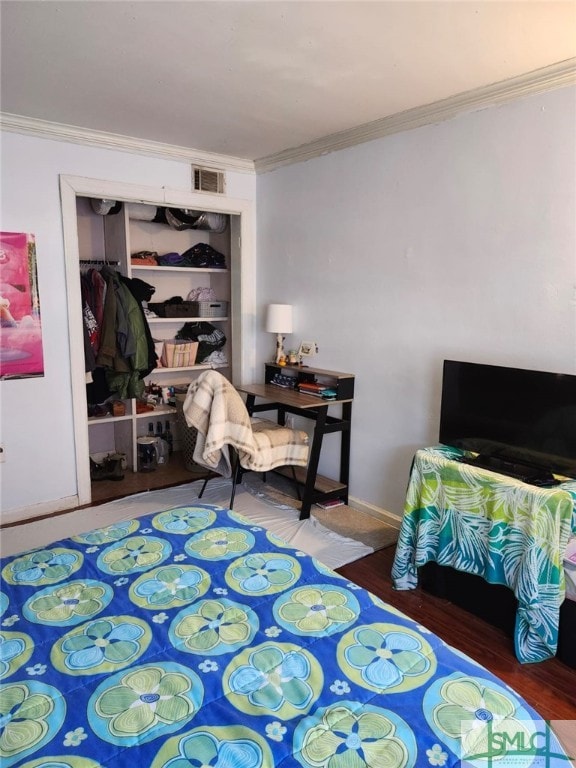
[60,175,256,507]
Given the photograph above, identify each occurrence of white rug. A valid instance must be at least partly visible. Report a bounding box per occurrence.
[2,477,373,570]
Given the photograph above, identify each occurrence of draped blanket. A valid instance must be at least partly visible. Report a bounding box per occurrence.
[183,370,309,477]
[392,445,576,663]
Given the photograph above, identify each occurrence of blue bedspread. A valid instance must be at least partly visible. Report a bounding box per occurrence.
[0,504,570,767]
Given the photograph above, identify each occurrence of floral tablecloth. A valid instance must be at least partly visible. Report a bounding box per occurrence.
[392,445,576,664]
[0,502,570,766]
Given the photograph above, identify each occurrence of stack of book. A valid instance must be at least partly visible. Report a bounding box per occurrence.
[316,498,345,510]
[298,381,338,399]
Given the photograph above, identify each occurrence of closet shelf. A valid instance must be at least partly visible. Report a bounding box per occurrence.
[88,413,133,426]
[88,405,177,426]
[152,363,228,374]
[148,316,229,324]
[134,405,176,420]
[131,265,228,274]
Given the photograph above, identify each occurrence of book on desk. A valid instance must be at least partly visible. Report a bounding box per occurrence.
[297,381,338,399]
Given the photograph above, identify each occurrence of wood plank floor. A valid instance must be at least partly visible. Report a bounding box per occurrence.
[89,452,207,506]
[337,546,576,721]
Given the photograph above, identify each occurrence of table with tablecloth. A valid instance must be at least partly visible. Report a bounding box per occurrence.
[391,445,576,663]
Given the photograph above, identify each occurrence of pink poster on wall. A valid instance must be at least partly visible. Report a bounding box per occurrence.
[0,231,45,379]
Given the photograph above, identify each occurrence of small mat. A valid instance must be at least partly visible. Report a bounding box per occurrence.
[242,473,399,551]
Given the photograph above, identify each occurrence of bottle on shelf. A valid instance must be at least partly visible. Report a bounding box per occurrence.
[164,420,173,454]
[156,420,169,466]
[147,422,155,437]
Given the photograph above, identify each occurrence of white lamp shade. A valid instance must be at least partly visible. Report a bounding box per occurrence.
[266,304,293,334]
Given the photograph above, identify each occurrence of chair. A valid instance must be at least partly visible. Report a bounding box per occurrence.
[182,370,310,508]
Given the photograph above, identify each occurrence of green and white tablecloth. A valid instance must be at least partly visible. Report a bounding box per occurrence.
[392,445,576,663]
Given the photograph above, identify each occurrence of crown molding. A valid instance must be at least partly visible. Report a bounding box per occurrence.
[0,113,255,174]
[255,57,576,174]
[2,58,574,177]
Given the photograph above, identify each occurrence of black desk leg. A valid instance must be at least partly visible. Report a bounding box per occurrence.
[300,406,328,520]
[340,402,352,503]
[245,394,256,416]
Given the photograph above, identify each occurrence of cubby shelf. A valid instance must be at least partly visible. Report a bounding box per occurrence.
[131,266,228,275]
[147,317,229,324]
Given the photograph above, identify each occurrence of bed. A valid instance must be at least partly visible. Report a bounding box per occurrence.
[0,502,569,767]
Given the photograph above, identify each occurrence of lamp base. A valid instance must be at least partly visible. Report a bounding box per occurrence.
[275,333,285,364]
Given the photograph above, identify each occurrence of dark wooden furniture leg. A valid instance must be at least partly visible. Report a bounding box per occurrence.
[299,406,328,520]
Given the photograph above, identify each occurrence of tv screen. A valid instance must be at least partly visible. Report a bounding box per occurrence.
[439,360,576,482]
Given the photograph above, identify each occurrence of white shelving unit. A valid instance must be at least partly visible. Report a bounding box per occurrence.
[61,174,255,509]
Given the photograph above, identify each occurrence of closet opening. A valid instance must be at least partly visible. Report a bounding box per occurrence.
[61,175,255,509]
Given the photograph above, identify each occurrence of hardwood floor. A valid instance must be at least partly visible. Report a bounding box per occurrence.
[337,546,576,721]
[89,451,208,506]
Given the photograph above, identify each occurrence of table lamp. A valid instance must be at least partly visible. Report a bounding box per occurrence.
[266,303,293,363]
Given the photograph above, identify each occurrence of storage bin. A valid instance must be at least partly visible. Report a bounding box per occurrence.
[188,301,228,318]
[148,302,197,318]
[161,340,198,368]
[111,400,126,417]
[176,394,205,474]
[148,301,228,318]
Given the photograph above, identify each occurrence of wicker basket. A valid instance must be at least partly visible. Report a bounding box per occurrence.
[161,340,198,368]
[175,395,205,474]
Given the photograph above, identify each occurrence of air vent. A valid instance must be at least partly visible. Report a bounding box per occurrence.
[192,166,226,194]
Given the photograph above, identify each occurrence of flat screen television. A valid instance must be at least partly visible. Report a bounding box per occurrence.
[439,360,576,484]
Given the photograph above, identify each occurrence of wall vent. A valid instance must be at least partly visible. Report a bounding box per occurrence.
[192,166,226,194]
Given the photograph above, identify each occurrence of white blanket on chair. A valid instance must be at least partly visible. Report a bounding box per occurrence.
[182,370,309,477]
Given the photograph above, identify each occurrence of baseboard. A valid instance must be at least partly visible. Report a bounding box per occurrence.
[0,495,80,528]
[0,490,402,531]
[347,496,401,529]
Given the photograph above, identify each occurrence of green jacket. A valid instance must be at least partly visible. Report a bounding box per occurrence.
[96,268,149,399]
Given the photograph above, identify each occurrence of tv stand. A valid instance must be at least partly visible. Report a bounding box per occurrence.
[392,445,575,663]
[459,453,560,487]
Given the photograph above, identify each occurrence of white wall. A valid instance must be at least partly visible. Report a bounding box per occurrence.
[0,132,256,517]
[2,87,574,522]
[256,86,576,519]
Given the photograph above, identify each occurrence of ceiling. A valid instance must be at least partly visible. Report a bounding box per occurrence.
[1,1,575,167]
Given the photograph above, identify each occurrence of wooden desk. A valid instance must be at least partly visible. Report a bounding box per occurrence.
[237,371,354,520]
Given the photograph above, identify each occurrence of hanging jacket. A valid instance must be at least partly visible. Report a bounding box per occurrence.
[119,274,158,376]
[96,267,150,399]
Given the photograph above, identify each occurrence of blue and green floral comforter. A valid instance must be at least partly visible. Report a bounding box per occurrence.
[0,503,569,767]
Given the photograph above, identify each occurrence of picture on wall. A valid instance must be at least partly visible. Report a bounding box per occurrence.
[0,231,45,379]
